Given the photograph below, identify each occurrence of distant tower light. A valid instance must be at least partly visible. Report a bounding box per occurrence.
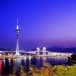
[36,47,40,55]
[36,47,40,53]
[43,47,46,50]
[37,47,40,50]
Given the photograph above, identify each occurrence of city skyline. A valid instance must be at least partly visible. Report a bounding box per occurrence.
[0,0,76,50]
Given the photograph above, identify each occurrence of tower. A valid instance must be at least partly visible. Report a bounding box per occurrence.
[42,47,47,56]
[16,20,20,55]
[36,48,40,56]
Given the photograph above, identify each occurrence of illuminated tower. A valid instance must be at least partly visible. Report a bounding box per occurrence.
[16,20,20,55]
[36,48,40,56]
[42,47,47,56]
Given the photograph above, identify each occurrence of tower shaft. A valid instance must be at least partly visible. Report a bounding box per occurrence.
[16,32,19,55]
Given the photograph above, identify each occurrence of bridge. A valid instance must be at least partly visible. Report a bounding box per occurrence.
[0,47,72,59]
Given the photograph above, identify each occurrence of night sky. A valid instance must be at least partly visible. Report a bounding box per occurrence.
[0,0,76,50]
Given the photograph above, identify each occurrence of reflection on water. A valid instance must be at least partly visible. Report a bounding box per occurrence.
[0,56,68,75]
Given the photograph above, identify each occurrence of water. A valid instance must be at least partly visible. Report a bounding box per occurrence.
[0,56,68,75]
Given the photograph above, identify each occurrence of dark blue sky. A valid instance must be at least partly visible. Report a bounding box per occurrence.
[0,0,76,50]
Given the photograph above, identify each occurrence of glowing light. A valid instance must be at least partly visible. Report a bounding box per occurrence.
[43,47,46,50]
[28,56,32,60]
[37,47,40,50]
[15,51,20,55]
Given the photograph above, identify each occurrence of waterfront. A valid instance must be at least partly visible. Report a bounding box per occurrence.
[0,56,75,76]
